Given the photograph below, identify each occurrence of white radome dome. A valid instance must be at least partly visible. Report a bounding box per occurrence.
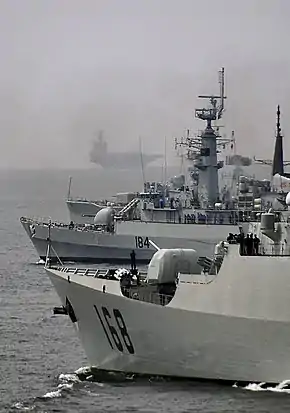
[94,207,115,225]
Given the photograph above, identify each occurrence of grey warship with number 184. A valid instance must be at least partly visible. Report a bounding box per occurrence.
[20,68,285,264]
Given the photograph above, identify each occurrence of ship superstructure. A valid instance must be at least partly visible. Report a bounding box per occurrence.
[175,67,229,208]
[254,105,290,176]
[20,69,290,264]
[21,68,250,263]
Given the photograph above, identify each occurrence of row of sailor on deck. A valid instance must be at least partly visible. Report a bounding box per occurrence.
[227,231,260,255]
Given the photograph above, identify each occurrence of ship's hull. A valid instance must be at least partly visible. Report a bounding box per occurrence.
[21,218,241,263]
[47,253,290,383]
[28,237,153,263]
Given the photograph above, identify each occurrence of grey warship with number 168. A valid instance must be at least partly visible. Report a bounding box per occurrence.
[46,207,290,383]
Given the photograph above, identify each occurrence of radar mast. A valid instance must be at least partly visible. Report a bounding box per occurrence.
[175,68,233,208]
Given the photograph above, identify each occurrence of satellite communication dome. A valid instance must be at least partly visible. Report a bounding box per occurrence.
[94,207,115,225]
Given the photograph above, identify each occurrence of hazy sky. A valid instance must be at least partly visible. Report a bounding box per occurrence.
[0,0,289,168]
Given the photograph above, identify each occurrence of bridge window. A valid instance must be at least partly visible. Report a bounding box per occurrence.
[201,148,210,156]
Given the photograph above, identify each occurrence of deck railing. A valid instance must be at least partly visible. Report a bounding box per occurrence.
[54,266,148,279]
[20,217,109,232]
[51,265,174,306]
[257,245,290,257]
[20,216,53,225]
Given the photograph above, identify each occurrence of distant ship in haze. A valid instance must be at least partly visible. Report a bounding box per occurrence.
[89,131,162,170]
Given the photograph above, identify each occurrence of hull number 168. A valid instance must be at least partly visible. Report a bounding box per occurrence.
[94,305,135,354]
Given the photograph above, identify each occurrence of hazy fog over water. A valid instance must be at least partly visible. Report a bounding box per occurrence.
[0,0,289,169]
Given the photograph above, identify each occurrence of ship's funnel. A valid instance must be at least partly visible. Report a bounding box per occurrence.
[272,105,284,176]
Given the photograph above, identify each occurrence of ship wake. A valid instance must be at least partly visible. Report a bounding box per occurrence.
[10,366,103,411]
[234,379,290,394]
[11,368,290,411]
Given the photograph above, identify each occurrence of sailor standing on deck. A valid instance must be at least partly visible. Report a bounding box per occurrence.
[236,227,245,255]
[130,250,136,271]
[214,241,228,272]
[253,235,260,255]
[214,241,228,256]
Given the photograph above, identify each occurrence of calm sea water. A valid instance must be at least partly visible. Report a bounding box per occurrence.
[1,167,289,413]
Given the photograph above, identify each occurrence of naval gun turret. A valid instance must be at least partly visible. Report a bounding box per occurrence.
[94,206,115,231]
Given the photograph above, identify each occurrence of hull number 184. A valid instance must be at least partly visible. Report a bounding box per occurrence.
[135,236,150,248]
